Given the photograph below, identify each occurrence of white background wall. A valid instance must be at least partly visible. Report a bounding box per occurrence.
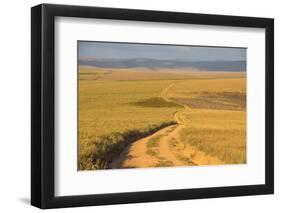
[0,0,279,212]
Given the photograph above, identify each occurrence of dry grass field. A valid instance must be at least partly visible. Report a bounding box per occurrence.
[167,79,246,164]
[78,66,246,170]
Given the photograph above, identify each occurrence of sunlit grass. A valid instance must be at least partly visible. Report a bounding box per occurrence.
[179,109,246,164]
[78,67,246,169]
[167,79,246,164]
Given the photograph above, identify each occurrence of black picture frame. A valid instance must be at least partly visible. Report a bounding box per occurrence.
[31,3,274,209]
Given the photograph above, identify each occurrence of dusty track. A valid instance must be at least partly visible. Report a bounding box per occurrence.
[108,83,222,169]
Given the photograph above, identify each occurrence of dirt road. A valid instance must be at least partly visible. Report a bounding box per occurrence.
[108,83,222,169]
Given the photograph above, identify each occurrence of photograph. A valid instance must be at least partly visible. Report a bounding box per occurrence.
[78,41,247,170]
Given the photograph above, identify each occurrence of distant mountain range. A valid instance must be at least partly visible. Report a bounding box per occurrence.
[79,58,246,72]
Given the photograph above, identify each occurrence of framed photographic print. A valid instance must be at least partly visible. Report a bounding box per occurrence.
[31,3,274,209]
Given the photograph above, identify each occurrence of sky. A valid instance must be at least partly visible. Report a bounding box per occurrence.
[78,41,246,61]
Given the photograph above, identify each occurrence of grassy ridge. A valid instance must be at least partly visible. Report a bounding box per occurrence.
[131,97,180,108]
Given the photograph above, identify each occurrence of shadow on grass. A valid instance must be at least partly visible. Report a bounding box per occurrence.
[79,121,177,170]
[130,97,180,108]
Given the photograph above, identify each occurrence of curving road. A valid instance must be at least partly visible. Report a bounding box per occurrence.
[108,83,222,169]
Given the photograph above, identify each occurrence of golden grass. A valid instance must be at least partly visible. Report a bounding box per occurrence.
[78,78,181,169]
[79,66,246,81]
[79,80,180,138]
[179,109,246,164]
[168,78,246,111]
[167,78,246,164]
[78,67,246,169]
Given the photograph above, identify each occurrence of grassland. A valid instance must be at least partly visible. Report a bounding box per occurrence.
[78,66,246,170]
[79,68,181,169]
[167,79,246,164]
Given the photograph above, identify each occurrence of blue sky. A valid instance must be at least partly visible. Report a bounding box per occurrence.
[78,41,246,61]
